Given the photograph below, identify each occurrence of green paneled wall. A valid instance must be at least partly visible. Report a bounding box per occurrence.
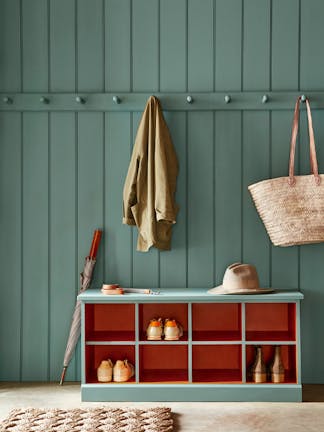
[0,0,324,383]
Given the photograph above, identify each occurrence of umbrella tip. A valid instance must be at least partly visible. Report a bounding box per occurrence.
[59,367,67,386]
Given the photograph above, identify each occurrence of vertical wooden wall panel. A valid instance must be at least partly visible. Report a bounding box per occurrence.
[0,113,21,380]
[242,112,270,287]
[160,0,186,92]
[48,0,77,381]
[22,113,49,380]
[187,0,214,284]
[188,0,214,91]
[300,0,324,90]
[0,0,21,91]
[243,0,270,90]
[300,241,324,383]
[272,0,299,91]
[300,0,324,381]
[105,112,132,286]
[270,111,299,288]
[160,112,187,288]
[215,111,242,285]
[49,113,76,381]
[130,1,159,285]
[105,0,131,92]
[271,0,300,290]
[215,1,243,285]
[215,0,242,91]
[131,112,159,288]
[77,0,104,91]
[299,109,324,383]
[132,0,159,92]
[50,0,75,91]
[22,0,48,91]
[187,112,214,287]
[49,0,77,382]
[21,0,50,381]
[0,0,22,382]
[76,113,104,378]
[159,0,187,286]
[242,0,271,289]
[77,113,104,289]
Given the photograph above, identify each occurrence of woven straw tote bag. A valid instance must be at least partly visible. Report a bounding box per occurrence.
[248,96,324,247]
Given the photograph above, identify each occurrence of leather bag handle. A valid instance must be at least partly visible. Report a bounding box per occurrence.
[288,96,320,186]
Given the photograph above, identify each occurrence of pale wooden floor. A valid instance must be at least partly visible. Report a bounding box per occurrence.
[1,383,324,431]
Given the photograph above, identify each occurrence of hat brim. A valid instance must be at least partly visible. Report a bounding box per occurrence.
[208,285,275,295]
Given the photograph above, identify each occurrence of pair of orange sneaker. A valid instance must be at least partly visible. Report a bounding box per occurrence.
[146,318,183,341]
[97,359,134,383]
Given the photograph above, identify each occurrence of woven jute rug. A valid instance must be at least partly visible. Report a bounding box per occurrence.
[0,407,173,432]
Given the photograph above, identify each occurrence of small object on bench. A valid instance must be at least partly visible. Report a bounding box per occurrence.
[102,284,120,290]
[123,287,153,294]
[101,284,124,295]
[101,285,159,295]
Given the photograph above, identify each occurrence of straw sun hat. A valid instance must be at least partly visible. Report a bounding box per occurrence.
[208,263,274,295]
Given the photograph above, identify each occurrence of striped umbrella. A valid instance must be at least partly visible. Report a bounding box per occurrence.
[59,230,102,385]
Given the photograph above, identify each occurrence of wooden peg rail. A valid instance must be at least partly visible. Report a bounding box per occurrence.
[0,92,323,111]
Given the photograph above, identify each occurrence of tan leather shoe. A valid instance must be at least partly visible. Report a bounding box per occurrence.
[146,317,163,340]
[97,359,113,382]
[113,359,135,382]
[164,319,183,341]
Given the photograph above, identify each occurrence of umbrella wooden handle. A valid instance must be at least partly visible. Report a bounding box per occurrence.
[89,230,102,259]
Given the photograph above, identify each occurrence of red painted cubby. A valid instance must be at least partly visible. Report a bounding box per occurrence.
[85,303,135,341]
[192,303,241,341]
[192,344,242,383]
[139,345,188,383]
[245,303,296,341]
[246,345,297,384]
[138,303,188,341]
[85,345,136,383]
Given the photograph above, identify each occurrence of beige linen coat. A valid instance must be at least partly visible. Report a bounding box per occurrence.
[123,96,179,252]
